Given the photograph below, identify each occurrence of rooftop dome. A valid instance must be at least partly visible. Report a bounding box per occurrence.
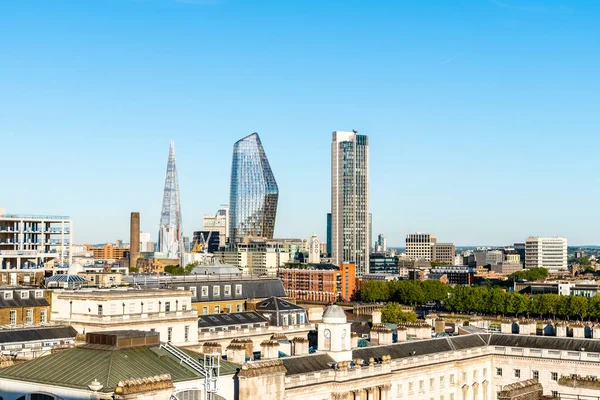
[67,262,84,275]
[322,304,347,323]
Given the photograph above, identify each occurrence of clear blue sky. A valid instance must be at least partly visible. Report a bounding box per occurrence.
[1,0,599,246]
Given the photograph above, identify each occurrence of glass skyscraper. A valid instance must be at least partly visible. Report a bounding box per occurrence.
[229,133,279,241]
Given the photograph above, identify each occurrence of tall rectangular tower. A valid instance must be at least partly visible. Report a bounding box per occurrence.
[331,131,369,276]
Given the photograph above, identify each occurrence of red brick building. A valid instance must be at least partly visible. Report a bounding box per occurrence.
[278,263,357,303]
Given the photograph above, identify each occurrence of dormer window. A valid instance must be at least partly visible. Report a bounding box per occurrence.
[35,290,43,299]
[4,292,13,300]
[21,291,29,299]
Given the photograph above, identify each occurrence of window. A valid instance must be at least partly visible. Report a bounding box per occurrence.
[408,382,414,393]
[440,376,445,387]
[9,310,16,325]
[213,286,220,297]
[473,370,478,380]
[214,305,220,313]
[551,392,558,397]
[189,287,197,298]
[185,326,190,342]
[462,372,467,382]
[291,314,297,325]
[450,394,454,400]
[182,304,187,311]
[235,284,242,295]
[4,292,12,300]
[449,374,455,384]
[430,378,434,389]
[40,309,47,323]
[496,368,503,377]
[236,304,243,312]
[35,290,43,299]
[98,305,103,316]
[483,368,487,377]
[226,304,232,312]
[533,370,539,380]
[165,302,171,312]
[201,286,209,297]
[20,291,29,299]
[551,372,558,381]
[167,327,173,342]
[26,309,33,324]
[224,285,231,296]
[397,384,402,397]
[419,380,424,391]
[514,369,520,378]
[299,314,305,324]
[202,306,208,315]
[283,315,288,325]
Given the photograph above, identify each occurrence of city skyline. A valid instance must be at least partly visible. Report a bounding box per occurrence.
[2,1,599,246]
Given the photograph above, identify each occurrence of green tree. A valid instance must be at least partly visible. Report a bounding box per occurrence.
[589,295,600,319]
[380,302,418,324]
[569,296,589,320]
[360,281,391,302]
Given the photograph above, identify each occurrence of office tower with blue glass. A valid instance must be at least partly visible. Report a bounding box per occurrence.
[158,141,183,263]
[229,133,279,242]
[331,131,370,276]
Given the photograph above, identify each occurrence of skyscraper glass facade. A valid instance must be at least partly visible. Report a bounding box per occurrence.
[229,133,279,241]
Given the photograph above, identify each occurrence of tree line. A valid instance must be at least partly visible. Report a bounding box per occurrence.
[359,280,450,305]
[444,286,600,320]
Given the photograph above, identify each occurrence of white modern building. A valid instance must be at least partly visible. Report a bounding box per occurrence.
[50,288,199,346]
[525,236,568,271]
[331,131,370,276]
[139,232,154,252]
[405,233,437,261]
[203,205,229,248]
[0,208,72,270]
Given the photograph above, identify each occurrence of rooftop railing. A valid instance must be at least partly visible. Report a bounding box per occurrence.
[2,214,70,220]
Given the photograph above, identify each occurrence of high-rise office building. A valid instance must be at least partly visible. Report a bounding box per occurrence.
[158,142,183,263]
[405,233,437,261]
[376,234,387,253]
[525,236,568,271]
[229,133,279,241]
[331,131,370,276]
[326,213,332,256]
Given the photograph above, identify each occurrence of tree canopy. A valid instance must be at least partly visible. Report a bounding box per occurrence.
[380,302,418,324]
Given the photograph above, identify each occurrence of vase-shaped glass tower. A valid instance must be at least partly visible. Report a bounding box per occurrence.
[158,141,183,261]
[229,133,278,242]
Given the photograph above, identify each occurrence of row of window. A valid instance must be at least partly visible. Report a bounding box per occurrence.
[2,290,44,300]
[8,309,46,325]
[496,368,556,381]
[185,284,243,299]
[97,300,189,316]
[201,304,243,315]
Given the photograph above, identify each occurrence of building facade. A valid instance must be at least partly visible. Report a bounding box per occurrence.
[86,243,129,260]
[0,288,51,328]
[229,133,279,241]
[308,234,321,264]
[331,131,370,276]
[406,233,437,261]
[279,263,357,303]
[525,237,568,271]
[0,210,72,270]
[432,243,455,264]
[203,205,229,248]
[50,289,198,345]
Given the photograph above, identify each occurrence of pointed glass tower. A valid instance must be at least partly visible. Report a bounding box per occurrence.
[158,142,183,261]
[229,133,279,241]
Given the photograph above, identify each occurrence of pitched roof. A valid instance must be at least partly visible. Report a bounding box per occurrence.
[0,325,76,344]
[198,312,268,329]
[255,297,304,312]
[0,291,50,308]
[489,334,600,353]
[281,354,335,375]
[0,344,238,392]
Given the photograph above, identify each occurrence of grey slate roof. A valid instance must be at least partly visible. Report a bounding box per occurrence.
[0,325,77,344]
[0,291,50,308]
[489,334,600,353]
[255,297,304,312]
[281,354,335,375]
[198,312,268,330]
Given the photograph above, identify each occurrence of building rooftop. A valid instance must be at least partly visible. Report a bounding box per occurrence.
[255,297,304,312]
[0,338,238,392]
[198,312,268,329]
[0,325,77,344]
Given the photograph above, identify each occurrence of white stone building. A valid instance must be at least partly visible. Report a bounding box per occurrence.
[525,236,568,271]
[405,233,437,261]
[50,288,198,345]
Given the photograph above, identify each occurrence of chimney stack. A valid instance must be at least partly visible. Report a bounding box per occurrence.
[130,212,140,271]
